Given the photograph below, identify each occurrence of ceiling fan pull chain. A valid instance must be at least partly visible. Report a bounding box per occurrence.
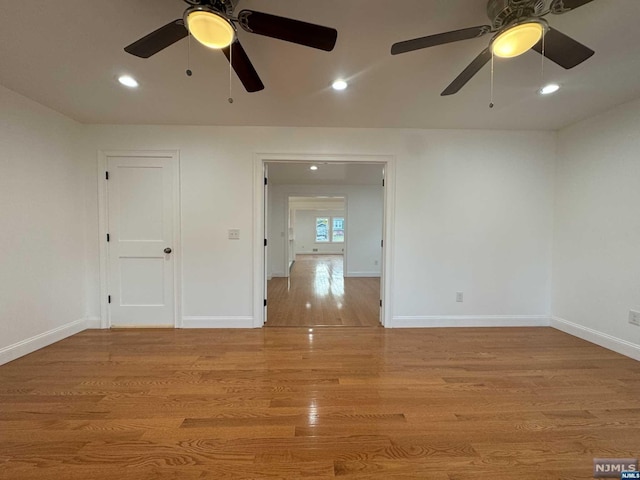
[186,31,193,77]
[540,31,545,87]
[489,50,495,108]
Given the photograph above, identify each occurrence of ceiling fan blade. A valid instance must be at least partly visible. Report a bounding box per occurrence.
[237,10,337,51]
[391,26,492,55]
[222,41,264,93]
[532,27,594,69]
[124,20,187,58]
[441,47,492,96]
[550,0,594,14]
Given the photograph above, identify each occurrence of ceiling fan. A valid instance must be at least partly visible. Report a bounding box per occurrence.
[124,0,338,93]
[391,0,595,96]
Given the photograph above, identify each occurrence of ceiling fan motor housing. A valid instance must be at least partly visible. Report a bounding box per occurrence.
[183,0,236,17]
[487,0,548,29]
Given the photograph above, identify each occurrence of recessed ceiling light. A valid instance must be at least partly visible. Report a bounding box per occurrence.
[118,75,139,88]
[309,165,319,171]
[539,83,560,95]
[332,79,348,91]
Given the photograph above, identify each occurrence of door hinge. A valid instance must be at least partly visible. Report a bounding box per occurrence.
[381,239,384,248]
[105,171,109,180]
[382,179,385,187]
[106,233,110,242]
[264,239,267,247]
[264,299,267,307]
[264,177,268,186]
[380,299,382,307]
[108,295,111,304]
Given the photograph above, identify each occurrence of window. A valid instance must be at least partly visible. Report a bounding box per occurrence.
[315,218,329,242]
[332,217,344,243]
[316,216,344,243]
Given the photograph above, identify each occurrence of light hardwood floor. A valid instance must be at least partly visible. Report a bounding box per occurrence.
[1,327,639,479]
[267,254,380,327]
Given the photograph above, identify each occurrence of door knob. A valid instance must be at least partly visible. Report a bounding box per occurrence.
[164,247,172,254]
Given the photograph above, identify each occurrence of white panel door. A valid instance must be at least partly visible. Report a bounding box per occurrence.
[107,156,176,327]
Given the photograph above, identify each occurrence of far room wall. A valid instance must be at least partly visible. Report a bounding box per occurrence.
[269,185,384,278]
[289,197,346,262]
[294,209,345,256]
[79,125,555,328]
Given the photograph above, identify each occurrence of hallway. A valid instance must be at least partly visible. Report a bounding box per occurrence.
[266,255,380,327]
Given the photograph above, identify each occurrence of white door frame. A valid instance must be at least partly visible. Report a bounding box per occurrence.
[98,150,182,329]
[253,153,395,328]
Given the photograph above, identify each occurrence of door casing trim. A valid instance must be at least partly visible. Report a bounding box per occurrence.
[253,153,396,328]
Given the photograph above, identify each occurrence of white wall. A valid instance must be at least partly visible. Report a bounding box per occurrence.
[80,126,555,328]
[294,209,345,256]
[552,98,640,360]
[0,85,85,364]
[346,184,384,278]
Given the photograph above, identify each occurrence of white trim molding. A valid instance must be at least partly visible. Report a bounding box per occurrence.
[391,315,551,328]
[345,271,381,278]
[551,316,640,362]
[182,316,255,328]
[0,319,86,366]
[253,152,396,328]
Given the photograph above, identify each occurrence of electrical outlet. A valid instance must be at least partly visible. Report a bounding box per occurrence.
[228,229,240,240]
[456,292,463,303]
[374,260,379,266]
[630,310,640,326]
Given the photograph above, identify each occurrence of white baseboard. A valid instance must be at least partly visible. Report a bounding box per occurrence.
[551,316,640,362]
[0,318,86,366]
[182,316,255,328]
[297,252,344,255]
[345,271,381,278]
[391,315,550,328]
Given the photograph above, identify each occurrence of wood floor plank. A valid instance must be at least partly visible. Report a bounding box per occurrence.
[1,326,639,479]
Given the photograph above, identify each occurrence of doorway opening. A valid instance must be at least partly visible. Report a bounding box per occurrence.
[257,158,392,328]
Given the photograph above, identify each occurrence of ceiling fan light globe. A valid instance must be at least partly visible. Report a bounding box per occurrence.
[186,10,235,49]
[491,22,544,58]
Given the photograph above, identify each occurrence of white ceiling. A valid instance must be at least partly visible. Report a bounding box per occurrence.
[268,163,384,185]
[1,0,639,130]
